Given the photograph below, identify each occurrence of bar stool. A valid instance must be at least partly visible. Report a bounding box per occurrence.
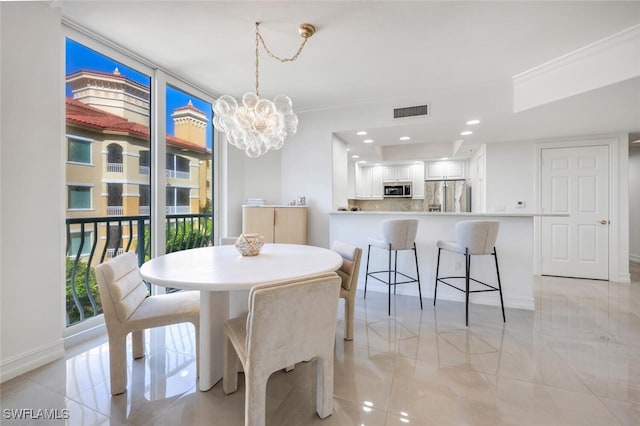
[434,220,505,326]
[364,219,423,315]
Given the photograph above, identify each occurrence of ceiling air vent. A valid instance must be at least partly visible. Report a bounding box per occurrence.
[393,104,429,119]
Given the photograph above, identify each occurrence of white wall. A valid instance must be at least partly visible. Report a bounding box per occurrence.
[281,103,393,247]
[485,141,535,213]
[332,135,349,210]
[219,133,244,239]
[0,2,65,381]
[221,137,282,239]
[629,149,640,263]
[242,150,281,205]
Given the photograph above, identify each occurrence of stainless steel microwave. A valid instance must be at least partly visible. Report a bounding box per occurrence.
[383,182,412,198]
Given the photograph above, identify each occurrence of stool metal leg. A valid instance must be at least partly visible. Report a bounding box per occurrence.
[494,248,506,322]
[413,243,423,310]
[388,244,392,316]
[364,244,371,299]
[434,248,441,306]
[393,250,398,295]
[465,249,470,327]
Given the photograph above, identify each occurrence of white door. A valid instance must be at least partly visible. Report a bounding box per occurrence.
[540,145,609,280]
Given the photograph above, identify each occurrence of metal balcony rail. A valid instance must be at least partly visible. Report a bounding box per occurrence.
[65,213,213,327]
[107,162,124,173]
[166,205,191,215]
[107,206,124,216]
[166,169,190,179]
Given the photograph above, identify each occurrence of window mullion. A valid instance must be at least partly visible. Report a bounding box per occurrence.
[151,70,167,278]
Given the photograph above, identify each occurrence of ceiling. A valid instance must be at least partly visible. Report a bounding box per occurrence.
[56,1,640,163]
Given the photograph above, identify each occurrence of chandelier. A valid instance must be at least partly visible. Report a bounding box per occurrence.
[213,22,316,158]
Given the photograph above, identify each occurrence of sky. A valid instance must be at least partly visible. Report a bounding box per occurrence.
[65,38,213,148]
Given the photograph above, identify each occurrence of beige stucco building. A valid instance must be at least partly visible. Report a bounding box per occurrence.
[65,69,212,260]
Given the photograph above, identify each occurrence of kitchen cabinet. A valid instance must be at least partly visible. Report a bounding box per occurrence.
[425,160,466,180]
[355,165,383,199]
[384,165,412,182]
[411,163,425,199]
[242,206,307,244]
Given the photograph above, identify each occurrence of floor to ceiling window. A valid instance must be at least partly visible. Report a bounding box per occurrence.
[163,84,213,255]
[64,30,215,331]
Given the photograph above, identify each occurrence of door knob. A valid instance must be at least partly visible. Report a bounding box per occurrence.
[600,220,609,225]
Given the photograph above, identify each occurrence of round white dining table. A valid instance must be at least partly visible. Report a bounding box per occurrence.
[140,243,343,391]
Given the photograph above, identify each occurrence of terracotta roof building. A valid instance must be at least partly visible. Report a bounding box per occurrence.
[65,69,212,260]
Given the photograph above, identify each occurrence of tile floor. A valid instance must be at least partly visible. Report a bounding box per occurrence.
[2,265,640,425]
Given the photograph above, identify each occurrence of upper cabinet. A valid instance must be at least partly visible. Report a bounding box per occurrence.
[411,163,425,199]
[425,160,466,180]
[383,165,412,182]
[354,163,424,199]
[355,165,383,199]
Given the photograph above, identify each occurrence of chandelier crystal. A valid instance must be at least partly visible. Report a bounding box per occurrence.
[213,22,315,158]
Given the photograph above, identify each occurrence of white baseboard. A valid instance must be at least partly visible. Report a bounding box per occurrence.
[63,321,106,349]
[1,339,64,383]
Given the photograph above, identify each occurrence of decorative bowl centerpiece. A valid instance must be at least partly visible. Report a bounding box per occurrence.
[234,233,265,256]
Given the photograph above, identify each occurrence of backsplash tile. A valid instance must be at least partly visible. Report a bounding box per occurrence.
[347,198,424,212]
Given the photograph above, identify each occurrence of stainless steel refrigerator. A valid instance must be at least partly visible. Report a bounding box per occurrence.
[424,179,471,212]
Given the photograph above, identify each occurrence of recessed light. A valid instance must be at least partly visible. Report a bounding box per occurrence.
[441,157,449,160]
[356,131,367,136]
[460,130,473,136]
[363,139,373,144]
[399,136,411,141]
[358,160,367,164]
[351,155,360,158]
[466,119,480,125]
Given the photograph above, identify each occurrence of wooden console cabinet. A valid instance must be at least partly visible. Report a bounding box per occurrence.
[242,206,307,244]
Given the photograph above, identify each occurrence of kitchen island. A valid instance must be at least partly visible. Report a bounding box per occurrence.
[329,211,537,310]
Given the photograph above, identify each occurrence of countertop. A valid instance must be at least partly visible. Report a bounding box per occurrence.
[330,211,565,217]
[243,204,307,208]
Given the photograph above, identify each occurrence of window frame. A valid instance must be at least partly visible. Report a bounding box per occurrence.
[63,23,219,340]
[67,134,94,165]
[67,184,93,211]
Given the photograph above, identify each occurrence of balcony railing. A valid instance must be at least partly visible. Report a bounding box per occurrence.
[65,213,213,327]
[107,206,123,216]
[107,162,123,173]
[139,165,150,175]
[166,169,190,179]
[166,205,190,214]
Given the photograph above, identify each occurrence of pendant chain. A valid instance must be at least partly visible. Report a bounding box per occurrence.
[254,22,310,98]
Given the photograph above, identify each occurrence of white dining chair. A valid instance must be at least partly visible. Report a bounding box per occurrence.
[332,240,363,341]
[95,252,200,395]
[434,220,505,326]
[223,272,341,426]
